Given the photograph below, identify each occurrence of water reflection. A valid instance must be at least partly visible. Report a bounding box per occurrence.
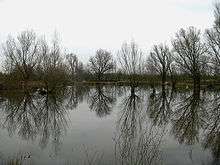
[117,86,144,141]
[0,90,68,155]
[203,91,220,164]
[35,92,68,153]
[88,85,116,117]
[146,87,215,163]
[65,86,89,110]
[171,90,207,145]
[115,86,165,165]
[1,86,220,164]
[1,92,38,140]
[147,87,175,126]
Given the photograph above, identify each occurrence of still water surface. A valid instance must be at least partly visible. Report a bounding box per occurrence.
[0,85,218,165]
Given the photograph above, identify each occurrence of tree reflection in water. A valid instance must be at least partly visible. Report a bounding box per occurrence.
[115,86,165,165]
[147,87,216,164]
[65,86,89,110]
[171,89,207,145]
[88,85,116,117]
[147,86,176,126]
[1,92,38,140]
[202,91,220,164]
[0,89,69,155]
[2,86,220,164]
[35,91,68,153]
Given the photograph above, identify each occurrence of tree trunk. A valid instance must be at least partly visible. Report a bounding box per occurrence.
[97,73,101,81]
[131,86,135,96]
[162,82,166,93]
[193,74,200,93]
[162,72,166,86]
[170,73,176,89]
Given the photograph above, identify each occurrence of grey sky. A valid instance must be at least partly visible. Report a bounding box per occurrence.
[0,0,214,61]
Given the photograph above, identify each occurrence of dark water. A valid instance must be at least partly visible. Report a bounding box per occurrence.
[0,85,218,165]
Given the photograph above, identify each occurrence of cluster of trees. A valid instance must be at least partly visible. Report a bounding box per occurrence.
[1,3,220,91]
[1,31,83,90]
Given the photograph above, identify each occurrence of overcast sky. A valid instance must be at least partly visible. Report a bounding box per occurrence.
[0,0,215,61]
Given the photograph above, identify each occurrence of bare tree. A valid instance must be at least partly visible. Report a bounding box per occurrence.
[118,41,144,84]
[66,53,78,78]
[3,30,40,83]
[172,27,207,91]
[147,44,173,86]
[206,2,220,75]
[38,34,67,91]
[66,53,84,81]
[88,49,114,81]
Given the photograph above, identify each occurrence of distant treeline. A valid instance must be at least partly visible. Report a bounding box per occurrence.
[1,3,220,91]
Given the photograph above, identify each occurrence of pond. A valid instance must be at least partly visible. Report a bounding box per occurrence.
[0,85,218,165]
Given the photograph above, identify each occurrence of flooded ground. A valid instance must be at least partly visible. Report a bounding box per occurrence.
[0,85,218,165]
